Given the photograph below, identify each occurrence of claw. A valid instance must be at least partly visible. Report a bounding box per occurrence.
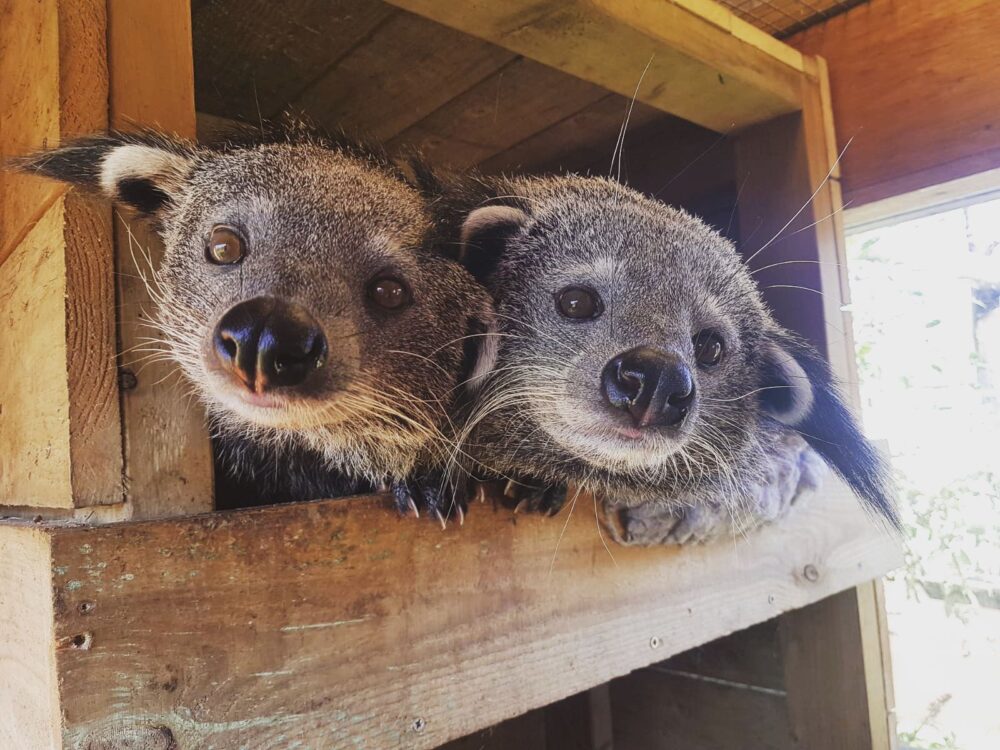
[406,495,420,519]
[474,483,486,504]
[432,508,447,530]
[503,479,518,499]
[453,503,465,526]
[514,497,531,514]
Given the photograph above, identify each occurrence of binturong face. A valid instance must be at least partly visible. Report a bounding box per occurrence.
[457,175,896,526]
[18,131,492,480]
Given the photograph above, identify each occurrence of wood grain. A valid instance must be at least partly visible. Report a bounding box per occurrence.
[0,0,122,509]
[294,10,515,142]
[789,0,1000,206]
[47,480,897,749]
[383,0,805,133]
[193,0,393,122]
[0,205,74,506]
[389,57,609,168]
[0,523,60,749]
[108,0,215,520]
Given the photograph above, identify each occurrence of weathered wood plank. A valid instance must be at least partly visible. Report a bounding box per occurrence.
[294,10,515,142]
[0,524,60,749]
[389,57,609,169]
[382,0,806,133]
[48,479,897,749]
[108,0,215,520]
[193,0,393,122]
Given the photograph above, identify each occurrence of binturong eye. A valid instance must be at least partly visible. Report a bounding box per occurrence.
[556,286,603,320]
[207,225,246,265]
[368,276,412,311]
[693,330,725,367]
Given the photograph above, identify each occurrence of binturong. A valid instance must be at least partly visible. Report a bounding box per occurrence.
[432,173,898,543]
[14,126,493,522]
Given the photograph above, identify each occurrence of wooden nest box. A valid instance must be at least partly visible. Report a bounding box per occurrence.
[0,1,900,748]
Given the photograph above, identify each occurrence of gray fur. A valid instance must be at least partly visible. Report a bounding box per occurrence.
[18,130,493,507]
[440,173,895,541]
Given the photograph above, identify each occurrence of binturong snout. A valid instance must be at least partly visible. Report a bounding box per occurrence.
[213,297,328,394]
[601,346,695,428]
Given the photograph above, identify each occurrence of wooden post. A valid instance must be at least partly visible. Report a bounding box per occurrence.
[735,57,896,750]
[0,0,122,509]
[107,0,214,519]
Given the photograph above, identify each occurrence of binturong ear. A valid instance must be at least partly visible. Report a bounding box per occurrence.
[459,204,530,282]
[12,131,197,216]
[760,328,899,529]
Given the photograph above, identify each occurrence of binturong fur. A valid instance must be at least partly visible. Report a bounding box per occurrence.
[14,125,493,522]
[428,172,899,543]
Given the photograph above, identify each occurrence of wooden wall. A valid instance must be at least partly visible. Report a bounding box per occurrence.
[788,0,1000,207]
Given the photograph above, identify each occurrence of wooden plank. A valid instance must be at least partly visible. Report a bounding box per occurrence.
[658,618,784,691]
[609,668,794,749]
[294,10,515,142]
[0,524,60,749]
[478,94,661,175]
[789,0,1000,206]
[382,0,806,133]
[778,585,895,750]
[108,0,215,519]
[0,0,122,509]
[47,479,897,749]
[192,0,394,122]
[389,57,609,169]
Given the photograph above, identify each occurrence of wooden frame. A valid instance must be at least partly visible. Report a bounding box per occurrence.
[0,1,900,748]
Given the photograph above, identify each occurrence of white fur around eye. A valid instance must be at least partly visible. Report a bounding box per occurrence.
[99,144,192,198]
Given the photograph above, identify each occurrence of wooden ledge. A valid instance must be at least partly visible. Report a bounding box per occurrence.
[1,482,899,749]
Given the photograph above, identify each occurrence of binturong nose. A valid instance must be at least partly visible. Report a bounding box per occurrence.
[601,346,695,428]
[213,297,328,394]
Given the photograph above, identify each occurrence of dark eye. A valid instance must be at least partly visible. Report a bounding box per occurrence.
[693,330,725,367]
[556,286,603,320]
[207,225,246,265]
[368,276,411,311]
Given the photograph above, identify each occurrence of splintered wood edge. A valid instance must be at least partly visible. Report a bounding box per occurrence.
[24,481,902,749]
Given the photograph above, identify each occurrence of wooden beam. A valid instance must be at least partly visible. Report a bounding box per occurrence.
[108,0,215,520]
[0,524,60,749]
[382,0,807,133]
[789,0,1000,206]
[0,0,122,508]
[28,474,896,749]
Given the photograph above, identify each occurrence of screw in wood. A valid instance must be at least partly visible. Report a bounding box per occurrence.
[803,564,820,582]
[649,636,661,649]
[411,718,426,733]
[119,368,139,391]
[78,601,96,615]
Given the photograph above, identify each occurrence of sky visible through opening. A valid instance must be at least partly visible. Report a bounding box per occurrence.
[847,196,1000,749]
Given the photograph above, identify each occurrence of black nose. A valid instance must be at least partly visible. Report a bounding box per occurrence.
[601,346,695,428]
[213,297,327,393]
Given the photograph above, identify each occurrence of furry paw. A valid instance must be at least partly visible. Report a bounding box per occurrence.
[604,434,828,547]
[502,479,568,516]
[391,472,467,528]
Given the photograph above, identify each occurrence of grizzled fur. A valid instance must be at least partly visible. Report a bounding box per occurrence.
[16,128,492,515]
[429,173,898,538]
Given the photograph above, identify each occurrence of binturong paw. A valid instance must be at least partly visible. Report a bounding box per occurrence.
[502,479,568,516]
[390,472,468,529]
[604,431,827,547]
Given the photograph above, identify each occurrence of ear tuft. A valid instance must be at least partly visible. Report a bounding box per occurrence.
[11,131,196,216]
[761,329,899,529]
[459,205,529,281]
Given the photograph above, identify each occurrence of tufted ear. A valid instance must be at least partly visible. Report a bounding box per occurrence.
[12,131,197,216]
[760,328,899,528]
[459,205,530,282]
